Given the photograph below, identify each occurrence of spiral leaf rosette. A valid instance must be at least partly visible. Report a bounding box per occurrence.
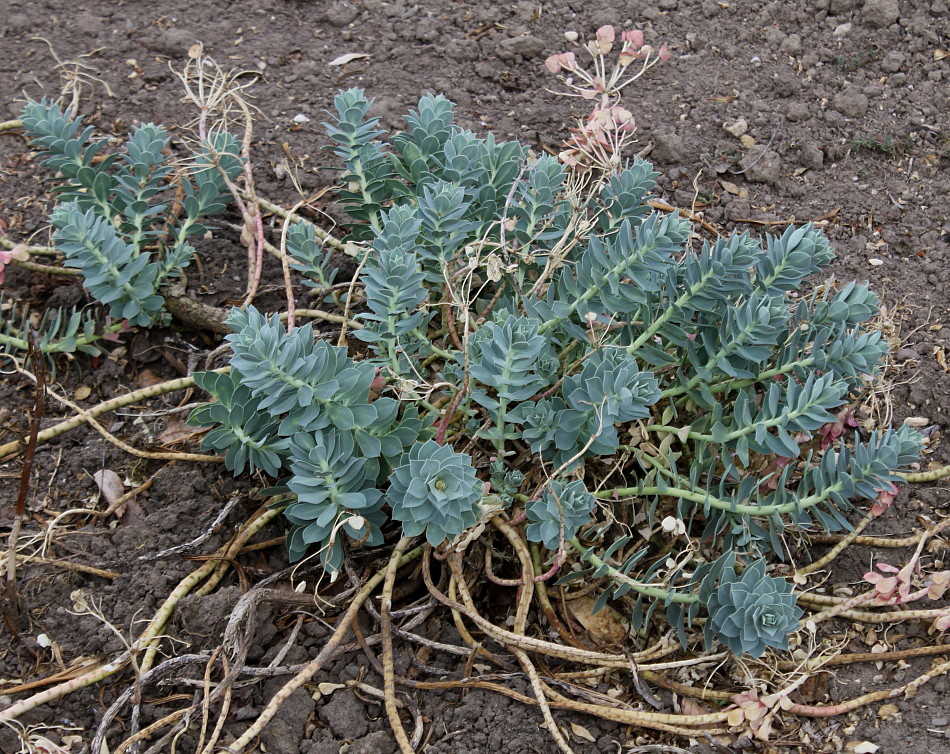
[388,440,483,546]
[704,560,803,658]
[525,480,596,550]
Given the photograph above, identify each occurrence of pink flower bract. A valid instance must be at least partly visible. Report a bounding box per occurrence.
[621,29,644,48]
[595,25,615,43]
[870,480,899,517]
[544,51,578,74]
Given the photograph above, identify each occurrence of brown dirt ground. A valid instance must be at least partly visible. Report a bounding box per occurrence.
[1,0,949,752]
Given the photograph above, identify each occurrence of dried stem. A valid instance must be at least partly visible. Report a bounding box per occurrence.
[381,537,416,754]
[0,369,226,462]
[224,544,425,753]
[0,506,279,723]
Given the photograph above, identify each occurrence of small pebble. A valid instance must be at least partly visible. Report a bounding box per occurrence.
[723,119,749,137]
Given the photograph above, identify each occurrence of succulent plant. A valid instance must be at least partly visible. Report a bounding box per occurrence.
[469,314,555,408]
[525,480,596,550]
[182,88,921,652]
[188,370,289,477]
[17,100,241,337]
[704,560,803,658]
[285,429,386,569]
[387,440,483,546]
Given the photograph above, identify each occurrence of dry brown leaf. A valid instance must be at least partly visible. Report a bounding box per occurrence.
[565,596,626,644]
[799,672,830,702]
[935,347,949,373]
[681,697,713,716]
[877,703,899,718]
[570,723,596,743]
[134,369,163,388]
[73,385,92,401]
[157,415,201,446]
[328,52,370,66]
[720,179,741,195]
[93,469,124,505]
[935,49,949,61]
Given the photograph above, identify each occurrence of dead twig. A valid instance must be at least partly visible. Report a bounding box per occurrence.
[3,331,46,643]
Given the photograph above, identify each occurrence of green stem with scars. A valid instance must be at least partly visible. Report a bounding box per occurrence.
[411,328,457,361]
[661,355,816,401]
[623,263,720,357]
[594,481,846,517]
[493,396,509,456]
[386,313,401,374]
[620,445,677,481]
[0,236,61,256]
[569,537,698,603]
[664,313,788,399]
[537,235,666,336]
[348,153,384,234]
[10,259,79,276]
[643,384,838,446]
[0,321,125,355]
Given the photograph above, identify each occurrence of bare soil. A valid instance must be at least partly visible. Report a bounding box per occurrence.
[1,0,949,752]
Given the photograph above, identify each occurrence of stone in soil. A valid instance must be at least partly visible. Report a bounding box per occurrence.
[739,148,782,185]
[324,1,361,26]
[832,87,869,117]
[861,0,900,27]
[319,689,370,739]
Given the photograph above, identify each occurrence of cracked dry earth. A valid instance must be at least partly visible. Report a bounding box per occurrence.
[1,0,949,752]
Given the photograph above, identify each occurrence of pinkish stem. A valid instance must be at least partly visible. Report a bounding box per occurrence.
[435,384,467,445]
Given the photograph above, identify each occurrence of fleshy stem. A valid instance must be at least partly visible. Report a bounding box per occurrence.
[594,483,845,517]
[644,390,828,444]
[570,538,698,604]
[0,236,61,256]
[538,235,665,336]
[898,464,950,483]
[661,356,816,401]
[0,320,126,356]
